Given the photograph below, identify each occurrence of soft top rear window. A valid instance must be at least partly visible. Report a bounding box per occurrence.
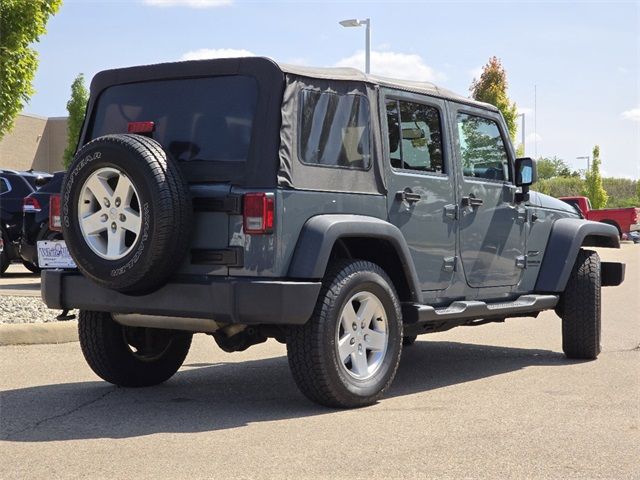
[89,75,258,163]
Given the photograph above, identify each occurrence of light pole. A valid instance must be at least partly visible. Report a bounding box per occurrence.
[339,18,371,74]
[517,113,525,156]
[577,155,590,171]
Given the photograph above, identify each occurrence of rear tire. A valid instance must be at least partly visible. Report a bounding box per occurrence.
[558,249,601,360]
[0,231,9,276]
[78,310,192,387]
[286,260,403,408]
[22,260,40,274]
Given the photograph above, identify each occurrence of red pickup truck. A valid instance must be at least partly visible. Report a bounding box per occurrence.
[560,196,640,237]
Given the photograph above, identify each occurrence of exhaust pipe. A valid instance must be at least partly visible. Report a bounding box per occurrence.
[112,313,221,333]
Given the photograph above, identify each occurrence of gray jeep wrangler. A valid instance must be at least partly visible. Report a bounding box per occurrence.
[43,57,625,408]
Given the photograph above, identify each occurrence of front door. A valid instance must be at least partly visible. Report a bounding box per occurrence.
[450,104,527,288]
[383,90,457,292]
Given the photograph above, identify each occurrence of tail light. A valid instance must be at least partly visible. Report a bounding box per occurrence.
[23,197,41,213]
[49,194,62,232]
[243,193,274,234]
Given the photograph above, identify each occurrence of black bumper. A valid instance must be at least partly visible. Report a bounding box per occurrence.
[41,270,321,325]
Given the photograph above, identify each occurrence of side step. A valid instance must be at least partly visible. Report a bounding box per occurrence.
[402,294,559,324]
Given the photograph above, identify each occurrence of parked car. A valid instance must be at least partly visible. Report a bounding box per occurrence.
[560,196,640,238]
[0,169,52,274]
[41,58,625,408]
[19,171,66,271]
[626,231,640,244]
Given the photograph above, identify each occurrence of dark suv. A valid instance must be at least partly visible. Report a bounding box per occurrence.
[0,169,51,274]
[41,58,624,408]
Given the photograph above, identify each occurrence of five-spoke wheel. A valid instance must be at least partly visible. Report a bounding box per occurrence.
[287,259,403,408]
[78,167,142,260]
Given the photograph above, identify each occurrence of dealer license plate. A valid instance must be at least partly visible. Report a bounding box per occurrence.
[37,240,77,269]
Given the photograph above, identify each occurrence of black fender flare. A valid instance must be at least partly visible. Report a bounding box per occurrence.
[535,218,619,292]
[287,214,423,303]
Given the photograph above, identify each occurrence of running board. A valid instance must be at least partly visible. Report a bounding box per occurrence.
[402,294,559,324]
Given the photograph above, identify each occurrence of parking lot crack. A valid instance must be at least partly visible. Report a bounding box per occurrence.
[3,387,116,440]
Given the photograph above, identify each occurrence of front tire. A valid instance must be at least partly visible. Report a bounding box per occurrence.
[78,310,192,387]
[286,260,403,408]
[558,249,601,360]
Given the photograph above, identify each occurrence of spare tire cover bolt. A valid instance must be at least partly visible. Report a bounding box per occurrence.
[104,199,110,208]
[115,198,121,207]
[111,222,117,231]
[100,214,108,222]
[119,213,126,222]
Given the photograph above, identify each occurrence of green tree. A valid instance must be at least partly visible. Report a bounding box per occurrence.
[63,73,88,169]
[470,56,518,141]
[0,0,63,140]
[535,156,576,180]
[583,145,608,209]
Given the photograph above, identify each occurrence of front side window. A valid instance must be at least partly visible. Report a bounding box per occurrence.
[299,90,371,169]
[456,113,510,181]
[386,99,444,174]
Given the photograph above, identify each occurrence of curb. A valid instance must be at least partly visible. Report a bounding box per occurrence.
[0,321,78,346]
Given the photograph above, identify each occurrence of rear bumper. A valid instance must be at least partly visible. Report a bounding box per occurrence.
[41,270,321,325]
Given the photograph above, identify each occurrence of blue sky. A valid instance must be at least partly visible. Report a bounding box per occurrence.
[27,0,639,178]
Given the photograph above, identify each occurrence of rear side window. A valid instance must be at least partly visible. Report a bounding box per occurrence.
[456,113,509,181]
[386,99,444,173]
[299,90,371,170]
[90,75,258,163]
[0,178,9,194]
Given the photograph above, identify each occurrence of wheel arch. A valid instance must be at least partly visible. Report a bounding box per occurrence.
[599,219,622,237]
[287,214,422,303]
[535,218,619,293]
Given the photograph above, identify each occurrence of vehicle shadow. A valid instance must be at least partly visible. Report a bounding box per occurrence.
[1,341,576,442]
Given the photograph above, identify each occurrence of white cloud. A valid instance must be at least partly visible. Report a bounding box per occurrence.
[335,50,445,82]
[180,48,255,61]
[469,66,483,81]
[621,107,640,122]
[142,0,232,8]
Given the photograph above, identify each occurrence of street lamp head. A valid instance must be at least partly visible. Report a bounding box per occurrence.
[339,18,362,27]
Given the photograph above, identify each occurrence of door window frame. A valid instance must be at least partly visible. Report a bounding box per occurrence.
[451,104,516,185]
[381,89,451,179]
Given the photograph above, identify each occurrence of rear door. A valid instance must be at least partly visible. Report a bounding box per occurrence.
[450,104,527,288]
[383,90,457,292]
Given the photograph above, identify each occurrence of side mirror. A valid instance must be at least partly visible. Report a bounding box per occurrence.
[515,157,536,202]
[515,157,536,187]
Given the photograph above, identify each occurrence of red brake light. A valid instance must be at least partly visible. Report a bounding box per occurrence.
[23,196,41,213]
[49,194,62,232]
[128,121,155,134]
[243,193,274,234]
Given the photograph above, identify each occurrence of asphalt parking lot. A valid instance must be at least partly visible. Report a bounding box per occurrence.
[0,264,41,297]
[1,245,638,479]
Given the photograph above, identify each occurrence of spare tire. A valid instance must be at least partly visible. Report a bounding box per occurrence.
[62,134,192,294]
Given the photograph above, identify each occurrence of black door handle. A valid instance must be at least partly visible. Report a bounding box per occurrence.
[396,189,421,204]
[462,194,483,208]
